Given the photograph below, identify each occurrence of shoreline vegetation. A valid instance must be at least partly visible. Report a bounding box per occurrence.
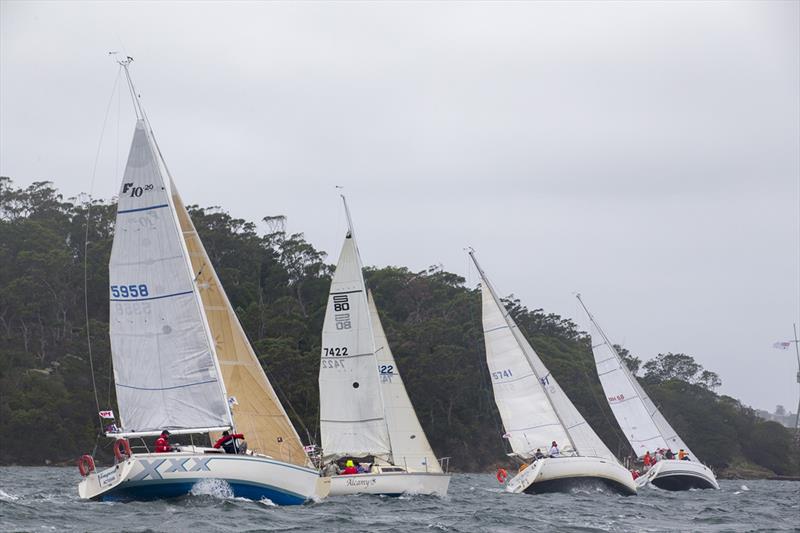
[1,178,798,478]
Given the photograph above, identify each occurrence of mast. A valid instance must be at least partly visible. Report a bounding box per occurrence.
[468,249,578,454]
[117,59,234,432]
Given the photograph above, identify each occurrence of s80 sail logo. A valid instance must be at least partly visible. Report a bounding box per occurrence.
[111,284,149,299]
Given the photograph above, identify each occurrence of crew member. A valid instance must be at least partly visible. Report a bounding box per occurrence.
[342,459,358,475]
[155,430,173,453]
[549,441,560,457]
[214,430,245,454]
[643,451,652,471]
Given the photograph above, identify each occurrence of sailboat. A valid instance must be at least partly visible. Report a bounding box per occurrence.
[77,61,329,503]
[468,250,637,495]
[317,197,450,496]
[576,294,719,490]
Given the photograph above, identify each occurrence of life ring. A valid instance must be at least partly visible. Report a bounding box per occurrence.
[78,455,95,477]
[113,438,132,461]
[496,468,508,483]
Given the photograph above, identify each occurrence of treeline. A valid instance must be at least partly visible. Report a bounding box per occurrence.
[0,177,797,476]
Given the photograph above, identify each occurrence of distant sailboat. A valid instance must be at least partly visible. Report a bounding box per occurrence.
[468,250,636,495]
[318,196,450,496]
[77,61,329,503]
[576,294,719,490]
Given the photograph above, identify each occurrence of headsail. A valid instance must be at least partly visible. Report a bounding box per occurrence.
[109,120,231,434]
[319,200,392,460]
[577,295,692,458]
[368,290,441,472]
[470,251,615,461]
[172,191,310,467]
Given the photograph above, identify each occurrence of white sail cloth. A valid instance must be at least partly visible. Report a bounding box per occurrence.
[589,321,692,458]
[368,291,442,473]
[476,258,616,461]
[109,120,230,433]
[319,233,391,460]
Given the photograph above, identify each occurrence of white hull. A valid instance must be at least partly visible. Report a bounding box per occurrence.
[505,456,637,496]
[78,449,328,504]
[328,472,450,497]
[637,459,719,490]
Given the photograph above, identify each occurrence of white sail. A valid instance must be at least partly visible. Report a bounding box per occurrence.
[319,222,391,460]
[472,252,616,461]
[368,290,442,473]
[579,296,692,458]
[109,120,231,434]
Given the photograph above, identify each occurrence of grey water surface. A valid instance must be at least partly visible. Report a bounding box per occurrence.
[0,467,797,532]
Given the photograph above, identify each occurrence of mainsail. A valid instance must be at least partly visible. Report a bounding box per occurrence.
[577,295,692,458]
[319,203,392,460]
[470,251,615,461]
[172,191,310,466]
[109,120,231,434]
[368,290,442,472]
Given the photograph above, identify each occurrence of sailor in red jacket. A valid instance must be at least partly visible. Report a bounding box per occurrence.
[155,430,173,453]
[213,430,245,454]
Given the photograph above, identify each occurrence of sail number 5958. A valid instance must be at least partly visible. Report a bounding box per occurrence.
[111,284,149,299]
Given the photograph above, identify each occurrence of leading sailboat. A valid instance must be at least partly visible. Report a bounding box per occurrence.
[576,294,719,490]
[77,61,328,503]
[468,250,636,495]
[318,197,450,496]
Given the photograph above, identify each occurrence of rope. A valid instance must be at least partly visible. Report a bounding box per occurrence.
[84,67,122,437]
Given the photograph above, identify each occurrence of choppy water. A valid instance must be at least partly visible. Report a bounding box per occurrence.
[0,467,797,532]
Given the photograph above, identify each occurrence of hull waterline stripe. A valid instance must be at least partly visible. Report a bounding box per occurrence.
[111,290,193,302]
[118,203,170,214]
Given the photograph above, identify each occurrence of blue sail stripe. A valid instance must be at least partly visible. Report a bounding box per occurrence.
[118,203,170,214]
[110,290,193,302]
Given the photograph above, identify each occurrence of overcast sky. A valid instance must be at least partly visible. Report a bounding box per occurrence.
[2,1,798,414]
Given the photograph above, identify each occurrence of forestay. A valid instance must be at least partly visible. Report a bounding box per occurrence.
[172,191,310,467]
[319,227,391,460]
[368,290,441,472]
[581,298,692,458]
[472,252,615,461]
[109,120,230,433]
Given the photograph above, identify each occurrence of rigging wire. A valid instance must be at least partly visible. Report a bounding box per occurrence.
[84,65,123,436]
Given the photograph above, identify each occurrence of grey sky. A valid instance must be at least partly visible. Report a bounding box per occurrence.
[1,1,798,413]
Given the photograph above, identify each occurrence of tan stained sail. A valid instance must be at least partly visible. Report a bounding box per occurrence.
[172,190,310,467]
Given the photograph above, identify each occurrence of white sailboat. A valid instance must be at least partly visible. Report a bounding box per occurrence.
[77,61,329,503]
[318,197,450,496]
[576,294,719,490]
[468,251,637,495]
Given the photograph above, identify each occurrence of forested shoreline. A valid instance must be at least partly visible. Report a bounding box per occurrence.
[1,177,797,477]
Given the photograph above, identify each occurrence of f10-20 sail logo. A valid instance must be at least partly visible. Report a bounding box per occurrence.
[122,182,154,197]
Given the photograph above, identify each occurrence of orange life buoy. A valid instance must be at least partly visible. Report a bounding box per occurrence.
[113,438,132,461]
[78,455,95,477]
[496,468,508,483]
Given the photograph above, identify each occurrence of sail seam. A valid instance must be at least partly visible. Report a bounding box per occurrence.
[111,290,193,302]
[117,203,170,214]
[117,378,218,391]
[329,289,363,296]
[321,352,373,360]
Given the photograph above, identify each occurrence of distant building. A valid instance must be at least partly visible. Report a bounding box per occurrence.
[755,405,797,429]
